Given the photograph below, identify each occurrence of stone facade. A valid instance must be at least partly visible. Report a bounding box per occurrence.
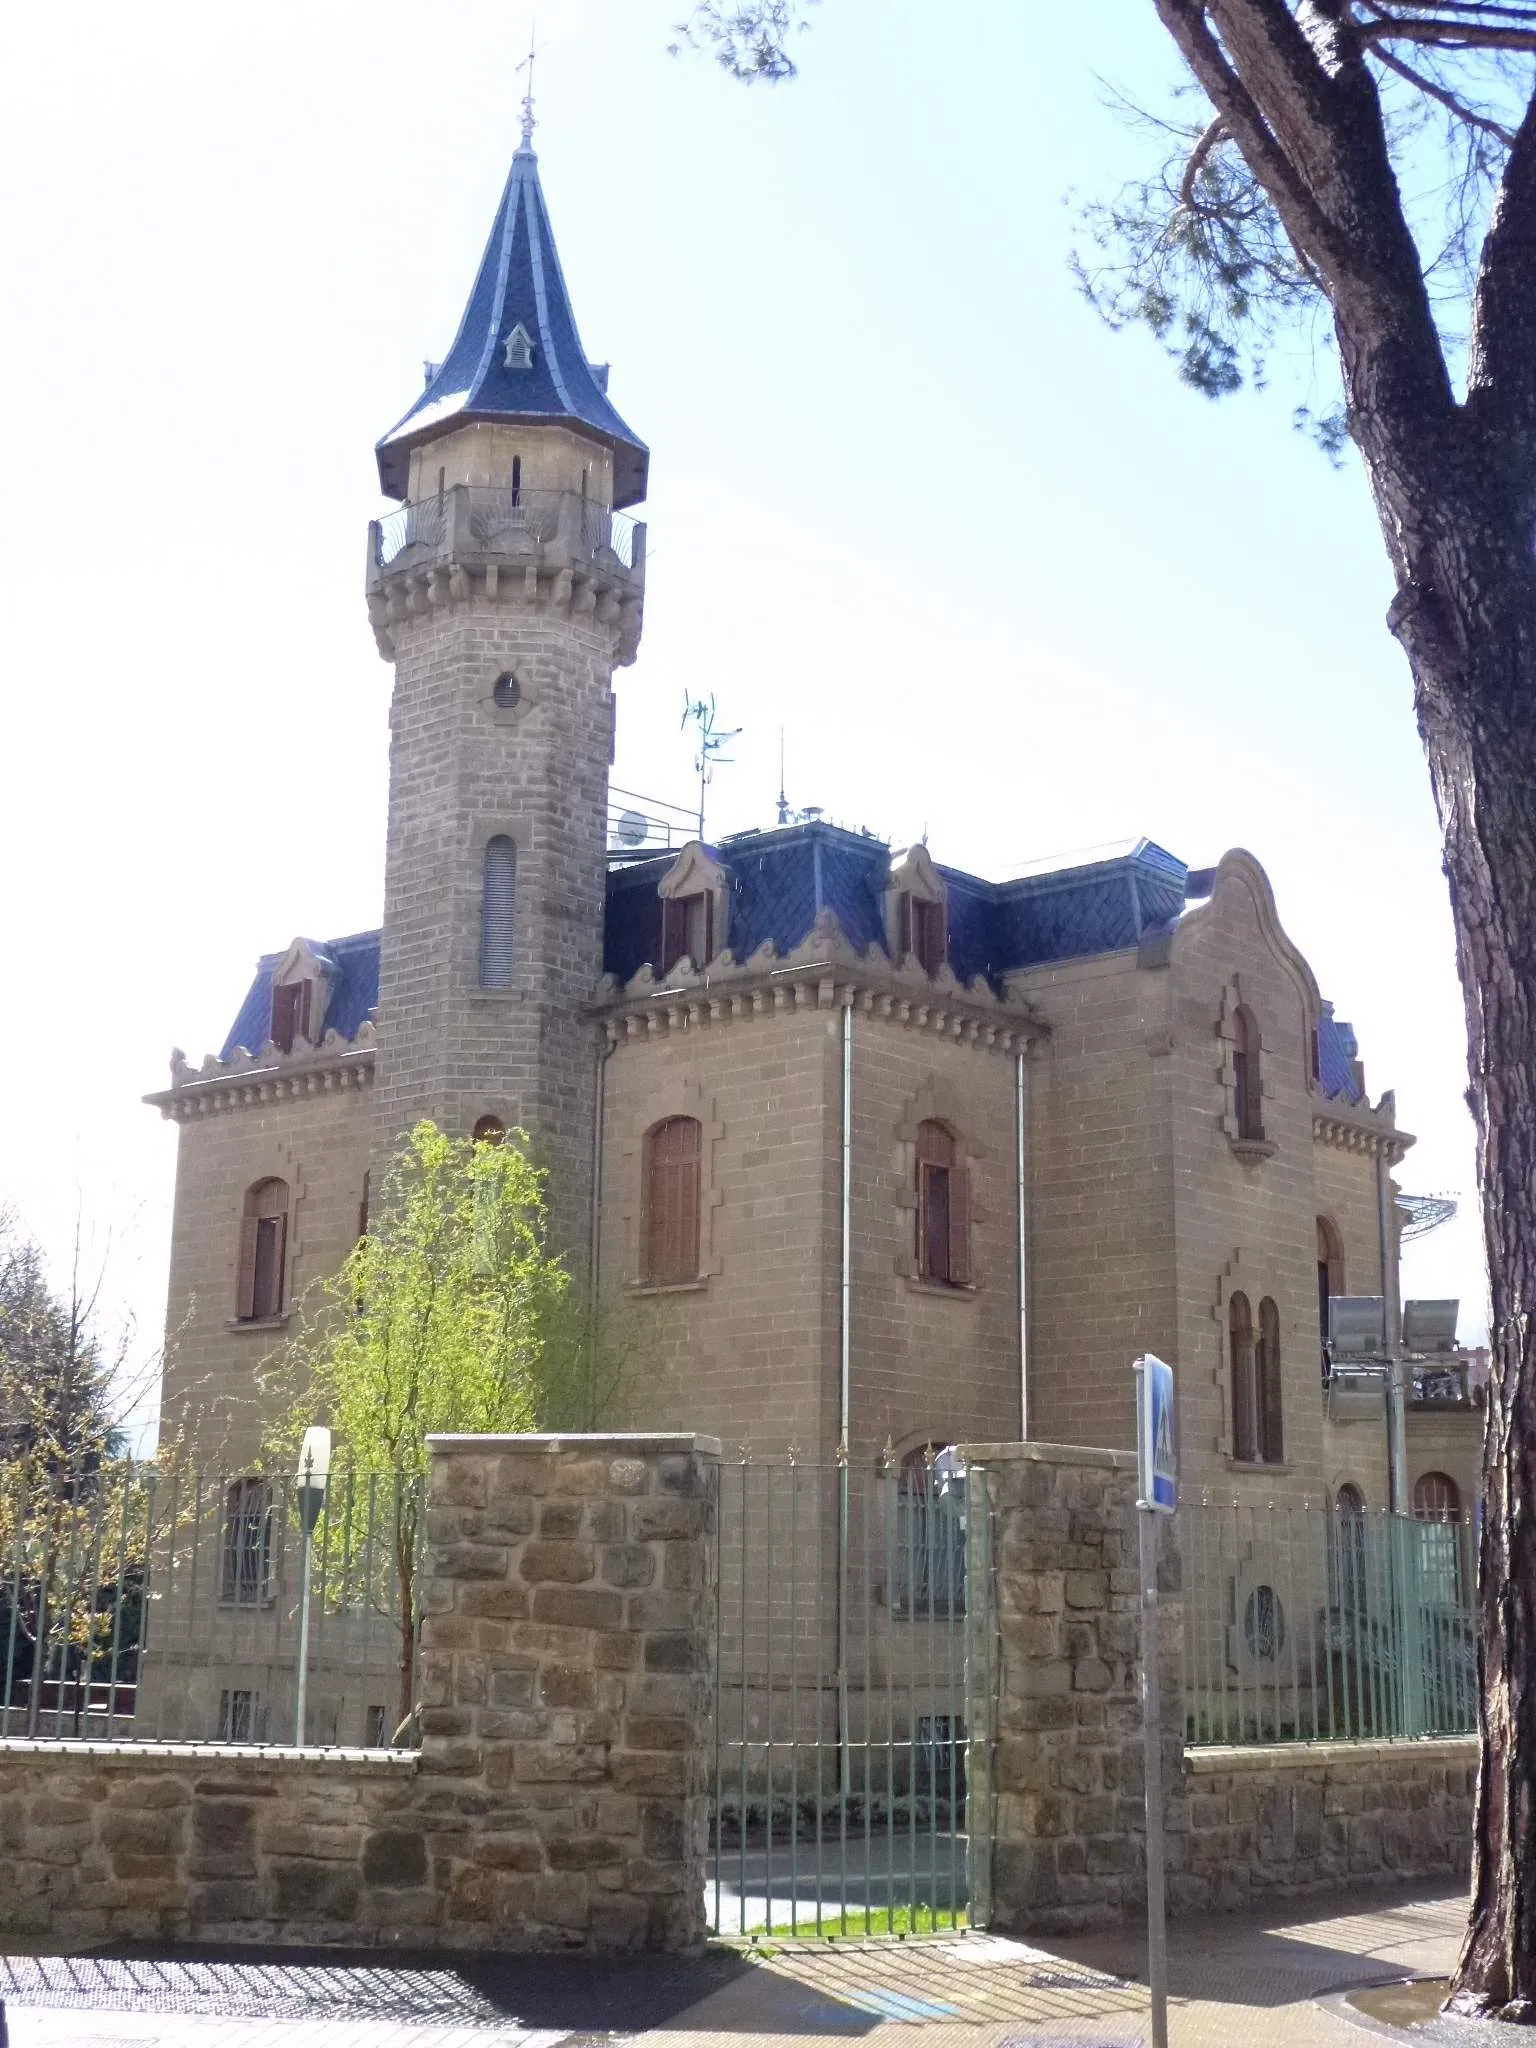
[960,1440,1184,1938]
[417,1431,717,1951]
[1180,1734,1475,1911]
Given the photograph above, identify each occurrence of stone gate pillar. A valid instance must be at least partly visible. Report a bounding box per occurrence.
[419,1432,719,1951]
[959,1440,1185,1936]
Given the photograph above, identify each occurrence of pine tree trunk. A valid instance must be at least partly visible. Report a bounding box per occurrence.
[1389,540,1536,2021]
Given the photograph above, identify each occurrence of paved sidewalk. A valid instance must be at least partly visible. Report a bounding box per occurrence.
[0,1888,1483,2045]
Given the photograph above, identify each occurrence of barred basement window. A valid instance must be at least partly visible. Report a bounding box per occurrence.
[642,1116,702,1284]
[221,1477,273,1605]
[218,1688,261,1742]
[237,1180,289,1322]
[479,836,517,988]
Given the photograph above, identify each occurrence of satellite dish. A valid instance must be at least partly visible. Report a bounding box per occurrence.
[616,809,649,848]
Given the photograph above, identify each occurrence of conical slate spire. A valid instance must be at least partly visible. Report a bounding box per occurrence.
[376,138,649,508]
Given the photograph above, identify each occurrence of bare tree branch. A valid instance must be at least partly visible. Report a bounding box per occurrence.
[1371,41,1519,139]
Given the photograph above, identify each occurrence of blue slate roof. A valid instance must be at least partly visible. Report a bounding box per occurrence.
[220,931,380,1061]
[1317,1004,1364,1105]
[209,841,1366,1111]
[376,136,648,507]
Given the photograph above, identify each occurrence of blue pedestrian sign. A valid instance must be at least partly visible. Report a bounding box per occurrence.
[1136,1353,1177,1515]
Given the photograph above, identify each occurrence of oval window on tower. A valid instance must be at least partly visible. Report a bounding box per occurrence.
[492,671,521,710]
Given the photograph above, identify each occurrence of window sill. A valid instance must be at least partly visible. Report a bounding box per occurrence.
[904,1276,979,1300]
[628,1277,709,1297]
[1226,1457,1291,1474]
[226,1314,291,1333]
[1229,1137,1277,1164]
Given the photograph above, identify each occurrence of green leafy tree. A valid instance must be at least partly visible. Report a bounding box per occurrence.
[267,1120,569,1731]
[678,2,1536,2016]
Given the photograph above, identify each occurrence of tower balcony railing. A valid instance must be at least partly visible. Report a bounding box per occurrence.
[372,486,642,577]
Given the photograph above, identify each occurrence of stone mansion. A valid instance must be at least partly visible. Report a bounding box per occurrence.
[147,107,1481,1527]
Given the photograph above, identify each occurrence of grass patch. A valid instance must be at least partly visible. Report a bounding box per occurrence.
[745,1903,968,1942]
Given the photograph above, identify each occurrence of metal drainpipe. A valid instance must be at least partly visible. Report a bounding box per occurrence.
[837,998,853,1798]
[588,1033,614,1426]
[1377,1138,1407,1513]
[1016,1047,1029,1439]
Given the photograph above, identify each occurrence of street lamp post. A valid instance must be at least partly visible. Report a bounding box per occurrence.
[293,1426,332,1748]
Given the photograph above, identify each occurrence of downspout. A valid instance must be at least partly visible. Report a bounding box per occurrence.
[588,1031,614,1429]
[1377,1135,1407,1515]
[1016,1047,1029,1439]
[837,997,853,1796]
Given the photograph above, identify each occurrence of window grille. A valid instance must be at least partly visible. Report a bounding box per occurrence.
[217,1688,262,1742]
[221,1478,274,1605]
[896,1452,967,1616]
[479,836,517,988]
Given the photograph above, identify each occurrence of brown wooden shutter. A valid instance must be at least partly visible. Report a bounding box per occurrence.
[948,1155,972,1285]
[897,892,914,960]
[236,1213,259,1320]
[298,979,312,1040]
[1229,1293,1255,1461]
[643,1118,701,1283]
[661,898,684,974]
[271,983,298,1053]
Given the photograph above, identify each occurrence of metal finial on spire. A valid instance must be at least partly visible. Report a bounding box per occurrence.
[517,26,539,151]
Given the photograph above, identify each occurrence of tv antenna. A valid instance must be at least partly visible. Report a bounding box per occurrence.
[682,694,741,842]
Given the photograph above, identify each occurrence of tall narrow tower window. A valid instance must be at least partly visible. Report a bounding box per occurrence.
[1232,1004,1264,1140]
[510,455,522,507]
[479,836,517,988]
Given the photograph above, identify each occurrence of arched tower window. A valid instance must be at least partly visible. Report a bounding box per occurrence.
[642,1117,702,1285]
[1229,1291,1256,1461]
[237,1179,290,1323]
[1257,1296,1284,1463]
[473,1115,506,1146]
[1317,1216,1345,1364]
[479,837,517,989]
[1332,1482,1368,1611]
[916,1121,970,1286]
[1414,1471,1461,1522]
[1232,1005,1264,1140]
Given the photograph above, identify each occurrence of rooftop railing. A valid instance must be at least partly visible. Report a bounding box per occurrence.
[374,486,640,574]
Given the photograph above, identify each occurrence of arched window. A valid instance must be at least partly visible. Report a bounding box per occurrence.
[916,1121,970,1286]
[473,1115,506,1146]
[1332,1483,1368,1613]
[642,1117,702,1285]
[1317,1216,1345,1360]
[237,1179,289,1322]
[1232,1004,1264,1141]
[1414,1471,1461,1522]
[479,836,517,989]
[896,1446,966,1617]
[1229,1291,1256,1461]
[1257,1296,1284,1463]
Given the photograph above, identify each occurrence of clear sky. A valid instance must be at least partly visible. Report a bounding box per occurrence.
[0,0,1485,1432]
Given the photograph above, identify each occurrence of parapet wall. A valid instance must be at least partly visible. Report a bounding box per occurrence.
[1179,1735,1476,1912]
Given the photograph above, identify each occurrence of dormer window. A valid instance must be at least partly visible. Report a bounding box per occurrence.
[886,845,947,976]
[900,895,946,976]
[662,893,713,974]
[503,322,534,371]
[271,980,312,1053]
[656,843,728,976]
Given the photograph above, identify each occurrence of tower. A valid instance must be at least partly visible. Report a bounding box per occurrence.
[366,99,647,1262]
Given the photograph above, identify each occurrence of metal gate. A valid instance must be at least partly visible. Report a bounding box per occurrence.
[708,1453,995,1938]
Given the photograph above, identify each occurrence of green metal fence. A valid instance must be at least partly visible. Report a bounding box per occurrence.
[1184,1498,1477,1746]
[0,1460,423,1747]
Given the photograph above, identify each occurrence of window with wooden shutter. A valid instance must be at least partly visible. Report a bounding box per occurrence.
[661,893,713,974]
[270,980,310,1053]
[1257,1295,1284,1462]
[238,1178,290,1321]
[479,837,517,988]
[912,897,946,975]
[916,1121,969,1286]
[1229,1291,1256,1462]
[642,1117,702,1284]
